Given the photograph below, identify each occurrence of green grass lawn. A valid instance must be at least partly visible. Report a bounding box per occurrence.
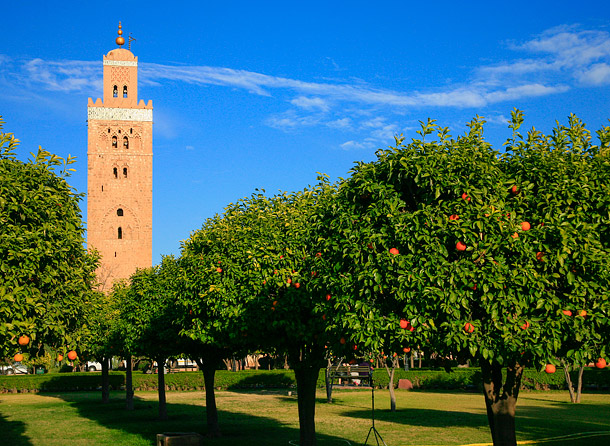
[1,389,609,445]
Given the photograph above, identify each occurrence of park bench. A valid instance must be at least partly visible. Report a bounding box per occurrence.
[329,364,373,387]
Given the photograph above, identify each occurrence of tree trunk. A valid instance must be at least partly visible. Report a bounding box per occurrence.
[576,366,584,403]
[480,361,523,446]
[293,362,320,446]
[157,357,167,420]
[562,359,577,403]
[125,355,134,410]
[101,356,110,404]
[325,358,333,404]
[200,360,221,437]
[385,359,397,412]
[410,354,414,369]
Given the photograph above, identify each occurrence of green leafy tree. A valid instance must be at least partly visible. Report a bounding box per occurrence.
[503,112,610,403]
[117,257,184,420]
[181,186,334,446]
[76,289,120,403]
[315,113,610,446]
[0,117,98,361]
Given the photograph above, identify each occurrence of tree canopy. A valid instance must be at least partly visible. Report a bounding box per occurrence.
[0,117,98,360]
[314,111,610,445]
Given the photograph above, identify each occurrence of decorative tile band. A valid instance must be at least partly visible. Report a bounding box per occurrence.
[88,107,152,122]
[103,60,138,67]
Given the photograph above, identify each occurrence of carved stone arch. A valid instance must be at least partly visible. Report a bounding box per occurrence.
[100,204,141,241]
[111,162,119,179]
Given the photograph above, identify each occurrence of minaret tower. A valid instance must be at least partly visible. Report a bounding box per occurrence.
[87,22,153,290]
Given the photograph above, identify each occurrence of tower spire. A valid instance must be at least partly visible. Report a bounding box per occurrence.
[116,21,125,47]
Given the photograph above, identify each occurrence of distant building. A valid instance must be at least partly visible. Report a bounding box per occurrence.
[87,22,153,290]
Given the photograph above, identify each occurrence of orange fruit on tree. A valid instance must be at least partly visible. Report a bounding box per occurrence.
[544,364,556,374]
[510,185,518,194]
[67,350,78,361]
[14,353,24,362]
[521,221,531,231]
[57,354,64,362]
[521,321,530,330]
[326,294,331,301]
[578,310,587,317]
[464,322,474,333]
[216,267,222,273]
[295,283,300,289]
[456,241,467,251]
[340,337,346,345]
[461,193,471,201]
[403,347,411,353]
[399,318,409,329]
[18,335,30,346]
[449,214,459,220]
[562,309,572,316]
[595,358,607,369]
[389,247,399,255]
[536,251,545,261]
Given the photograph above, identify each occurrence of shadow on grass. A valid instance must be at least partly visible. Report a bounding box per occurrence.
[0,412,32,446]
[34,391,352,446]
[338,394,610,445]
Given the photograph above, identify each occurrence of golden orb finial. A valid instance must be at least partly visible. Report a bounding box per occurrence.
[116,21,125,47]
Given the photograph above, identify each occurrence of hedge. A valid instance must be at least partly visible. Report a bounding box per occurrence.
[0,368,608,393]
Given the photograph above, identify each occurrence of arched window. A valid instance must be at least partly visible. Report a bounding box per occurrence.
[117,227,123,239]
[123,167,128,178]
[113,167,118,179]
[112,136,117,148]
[113,85,118,98]
[117,208,124,217]
[123,85,128,98]
[123,136,129,149]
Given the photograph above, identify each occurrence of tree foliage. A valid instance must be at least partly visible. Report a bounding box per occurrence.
[314,111,610,445]
[0,117,98,359]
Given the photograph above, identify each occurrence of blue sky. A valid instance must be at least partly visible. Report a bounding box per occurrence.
[1,1,609,264]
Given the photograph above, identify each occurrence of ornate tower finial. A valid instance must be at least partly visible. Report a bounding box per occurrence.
[116,21,125,47]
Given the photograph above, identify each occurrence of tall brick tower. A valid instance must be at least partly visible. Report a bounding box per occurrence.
[87,22,153,290]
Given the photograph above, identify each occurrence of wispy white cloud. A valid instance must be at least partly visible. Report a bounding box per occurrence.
[290,96,330,112]
[326,118,352,130]
[516,26,610,67]
[578,63,610,86]
[340,140,374,150]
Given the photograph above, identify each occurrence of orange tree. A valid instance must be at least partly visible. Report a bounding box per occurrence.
[179,186,335,446]
[313,113,610,446]
[0,117,98,361]
[503,111,610,402]
[173,218,237,437]
[117,257,185,420]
